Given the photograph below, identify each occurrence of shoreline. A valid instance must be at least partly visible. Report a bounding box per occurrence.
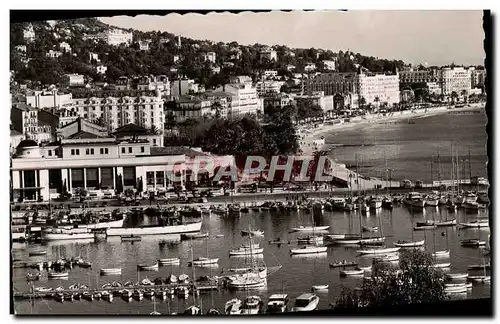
[298,104,485,154]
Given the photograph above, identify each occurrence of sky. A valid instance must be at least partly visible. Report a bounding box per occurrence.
[100,10,486,66]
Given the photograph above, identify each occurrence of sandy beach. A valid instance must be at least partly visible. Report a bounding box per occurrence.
[297,104,485,154]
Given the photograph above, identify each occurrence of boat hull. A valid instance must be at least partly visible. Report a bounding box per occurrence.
[77,218,124,229]
[107,222,202,236]
[358,247,400,255]
[290,246,327,255]
[42,232,94,241]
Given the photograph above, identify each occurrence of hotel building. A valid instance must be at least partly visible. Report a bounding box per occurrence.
[440,67,472,96]
[357,71,400,106]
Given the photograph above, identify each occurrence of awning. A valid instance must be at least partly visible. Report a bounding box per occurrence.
[13,187,43,191]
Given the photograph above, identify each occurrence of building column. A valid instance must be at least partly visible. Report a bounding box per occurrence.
[83,168,87,189]
[112,167,116,190]
[97,168,102,189]
[67,169,72,192]
[39,169,49,202]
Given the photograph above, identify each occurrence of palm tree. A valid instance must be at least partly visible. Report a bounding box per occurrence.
[150,125,161,135]
[460,90,467,103]
[74,187,87,203]
[374,97,380,111]
[450,91,459,104]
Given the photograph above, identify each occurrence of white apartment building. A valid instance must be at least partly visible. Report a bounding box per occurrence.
[469,68,486,88]
[357,72,400,106]
[202,52,216,63]
[23,24,35,42]
[26,90,73,109]
[263,70,278,79]
[101,29,133,46]
[10,105,54,144]
[216,83,264,116]
[70,90,164,134]
[170,79,199,97]
[260,49,277,61]
[305,63,317,72]
[60,74,85,88]
[322,60,337,71]
[136,75,171,96]
[96,65,108,74]
[255,80,285,96]
[440,67,472,96]
[15,45,27,53]
[60,42,71,52]
[426,82,442,96]
[138,40,151,51]
[46,50,63,58]
[168,96,212,123]
[89,52,100,62]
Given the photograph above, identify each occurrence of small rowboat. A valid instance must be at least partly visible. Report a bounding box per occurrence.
[414,225,437,231]
[340,269,364,276]
[158,258,180,265]
[373,253,400,262]
[181,232,209,240]
[29,251,47,257]
[137,263,159,271]
[48,272,69,279]
[78,261,92,268]
[121,235,142,242]
[358,247,400,255]
[432,250,450,258]
[188,258,219,267]
[393,240,425,248]
[311,284,329,291]
[229,247,264,256]
[446,273,468,280]
[329,261,357,268]
[100,268,122,275]
[290,246,327,255]
[468,275,491,283]
[433,262,451,268]
[461,239,486,247]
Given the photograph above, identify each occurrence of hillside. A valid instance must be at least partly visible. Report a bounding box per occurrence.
[10,18,406,88]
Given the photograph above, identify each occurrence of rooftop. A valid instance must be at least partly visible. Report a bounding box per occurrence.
[113,123,153,136]
[150,146,209,157]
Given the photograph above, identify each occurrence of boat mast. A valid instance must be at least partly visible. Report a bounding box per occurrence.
[468,148,472,185]
[430,157,433,188]
[385,151,389,196]
[456,148,460,194]
[190,239,197,308]
[355,154,360,193]
[450,142,454,196]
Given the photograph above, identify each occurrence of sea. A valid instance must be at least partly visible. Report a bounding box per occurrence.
[12,108,491,315]
[324,108,488,183]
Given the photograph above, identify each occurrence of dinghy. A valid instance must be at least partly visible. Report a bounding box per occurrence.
[432,250,450,258]
[467,275,491,283]
[100,268,122,275]
[290,225,329,232]
[357,247,400,255]
[329,260,357,268]
[311,284,329,291]
[393,239,425,247]
[158,258,180,265]
[290,246,327,255]
[461,239,486,247]
[137,263,159,271]
[340,269,364,276]
[446,273,468,280]
[188,257,219,267]
[433,262,451,268]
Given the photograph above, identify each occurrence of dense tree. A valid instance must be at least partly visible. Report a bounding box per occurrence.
[335,249,447,309]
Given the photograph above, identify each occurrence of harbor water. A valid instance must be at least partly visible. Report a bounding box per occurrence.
[325,109,488,183]
[13,205,491,315]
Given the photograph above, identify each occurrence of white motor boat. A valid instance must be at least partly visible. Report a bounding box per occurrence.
[290,246,327,255]
[403,192,426,208]
[158,258,180,265]
[468,275,491,283]
[460,221,489,228]
[227,277,267,290]
[225,298,243,315]
[266,294,289,313]
[48,272,69,279]
[340,269,365,276]
[446,273,468,280]
[229,247,264,256]
[137,263,159,271]
[290,225,330,232]
[292,293,319,312]
[432,250,450,258]
[433,262,451,268]
[100,268,122,275]
[357,247,400,255]
[445,286,468,294]
[188,257,219,267]
[311,284,329,291]
[241,295,262,315]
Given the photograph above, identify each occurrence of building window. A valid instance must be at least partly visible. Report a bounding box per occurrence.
[105,148,109,154]
[86,168,99,189]
[71,149,75,155]
[121,147,125,154]
[123,167,136,187]
[146,171,154,186]
[91,148,94,155]
[86,148,90,155]
[156,171,164,186]
[128,147,132,153]
[100,148,104,154]
[153,139,157,145]
[48,169,62,192]
[48,150,52,156]
[71,168,84,189]
[76,149,80,155]
[100,167,114,189]
[141,147,145,153]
